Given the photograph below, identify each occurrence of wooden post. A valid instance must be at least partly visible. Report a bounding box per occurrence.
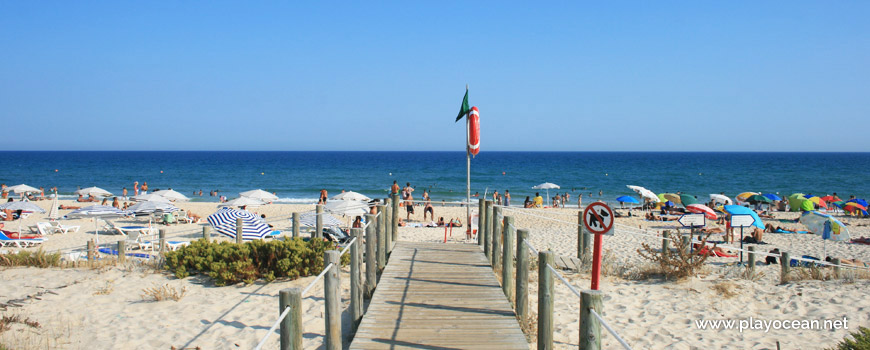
[502,216,515,302]
[516,229,530,329]
[478,198,486,246]
[484,200,493,263]
[833,258,841,278]
[279,288,302,350]
[780,251,790,283]
[662,230,670,254]
[350,228,363,332]
[377,204,386,265]
[202,225,210,242]
[538,251,554,350]
[87,240,95,265]
[377,209,386,272]
[292,212,300,238]
[159,229,167,253]
[315,204,324,239]
[391,193,399,245]
[117,240,126,264]
[235,218,243,244]
[680,234,690,255]
[324,250,341,350]
[492,206,503,273]
[579,216,591,266]
[747,246,756,274]
[383,198,391,249]
[580,290,603,350]
[365,212,377,297]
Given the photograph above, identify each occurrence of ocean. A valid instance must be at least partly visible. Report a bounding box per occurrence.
[2,151,868,204]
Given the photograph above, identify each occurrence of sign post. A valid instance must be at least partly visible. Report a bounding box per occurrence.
[583,202,614,290]
[678,214,706,253]
[730,214,756,265]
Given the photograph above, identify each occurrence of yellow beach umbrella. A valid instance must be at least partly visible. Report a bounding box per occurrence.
[736,192,759,202]
[661,193,681,204]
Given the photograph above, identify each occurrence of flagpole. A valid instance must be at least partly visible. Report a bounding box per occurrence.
[466,114,472,239]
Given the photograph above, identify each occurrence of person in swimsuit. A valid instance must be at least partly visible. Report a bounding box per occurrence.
[319,189,328,204]
[423,197,434,221]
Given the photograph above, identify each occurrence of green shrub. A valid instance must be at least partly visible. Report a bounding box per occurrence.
[164,237,348,286]
[0,250,62,268]
[830,327,870,350]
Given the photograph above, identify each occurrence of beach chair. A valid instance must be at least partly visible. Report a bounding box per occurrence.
[175,210,192,224]
[104,220,153,236]
[125,230,156,250]
[264,230,282,239]
[33,222,54,236]
[0,231,45,248]
[48,221,80,234]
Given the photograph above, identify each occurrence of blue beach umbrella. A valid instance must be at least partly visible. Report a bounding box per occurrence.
[616,196,640,204]
[722,205,764,229]
[847,198,869,207]
[207,207,272,241]
[762,193,782,201]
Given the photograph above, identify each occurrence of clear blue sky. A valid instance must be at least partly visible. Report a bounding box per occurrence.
[2,1,868,151]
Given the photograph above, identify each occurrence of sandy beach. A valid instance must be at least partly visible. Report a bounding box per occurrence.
[1,199,869,349]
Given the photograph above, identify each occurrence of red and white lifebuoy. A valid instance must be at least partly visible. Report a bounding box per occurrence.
[467,106,480,156]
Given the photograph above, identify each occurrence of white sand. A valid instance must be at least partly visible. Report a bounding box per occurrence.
[1,199,869,349]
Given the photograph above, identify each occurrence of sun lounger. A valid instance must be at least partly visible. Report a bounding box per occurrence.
[49,221,80,234]
[124,230,157,250]
[104,220,153,236]
[0,231,45,248]
[97,247,153,259]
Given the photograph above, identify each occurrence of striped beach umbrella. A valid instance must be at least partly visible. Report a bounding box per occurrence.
[686,204,717,220]
[207,207,271,241]
[126,201,179,214]
[293,211,343,227]
[67,205,129,245]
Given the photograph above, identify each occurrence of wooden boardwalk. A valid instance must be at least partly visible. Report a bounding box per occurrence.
[350,241,529,350]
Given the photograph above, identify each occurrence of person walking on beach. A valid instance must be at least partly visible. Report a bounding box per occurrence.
[504,190,511,207]
[577,194,583,209]
[319,189,328,204]
[403,183,414,220]
[423,197,434,221]
[122,187,127,200]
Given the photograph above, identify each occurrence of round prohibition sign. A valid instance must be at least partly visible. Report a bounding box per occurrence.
[583,202,614,235]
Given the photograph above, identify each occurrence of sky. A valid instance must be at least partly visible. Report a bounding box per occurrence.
[1,1,868,152]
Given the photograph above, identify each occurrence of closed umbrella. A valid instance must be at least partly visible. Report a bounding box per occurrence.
[686,204,717,220]
[207,207,272,241]
[48,194,60,221]
[152,189,189,202]
[532,182,560,201]
[76,187,113,197]
[332,191,371,201]
[240,189,279,202]
[709,194,733,205]
[67,205,129,245]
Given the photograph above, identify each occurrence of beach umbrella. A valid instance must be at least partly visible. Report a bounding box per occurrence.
[679,194,699,206]
[67,205,129,244]
[240,189,279,202]
[806,196,828,209]
[736,192,759,202]
[722,205,764,229]
[152,189,189,202]
[800,211,850,259]
[628,185,660,203]
[847,198,869,207]
[532,182,560,200]
[325,200,369,216]
[616,196,639,204]
[332,191,371,202]
[787,193,808,212]
[76,187,113,197]
[131,193,172,203]
[686,204,717,220]
[762,193,782,201]
[126,201,179,214]
[220,197,265,208]
[820,195,839,202]
[844,202,867,211]
[293,211,343,227]
[207,207,272,241]
[7,184,41,194]
[659,193,681,204]
[747,195,772,204]
[0,201,47,245]
[709,194,733,205]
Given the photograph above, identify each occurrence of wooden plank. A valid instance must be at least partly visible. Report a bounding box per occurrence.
[350,241,529,350]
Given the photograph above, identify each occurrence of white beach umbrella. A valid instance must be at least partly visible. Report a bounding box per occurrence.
[131,193,172,203]
[325,200,369,216]
[0,201,46,244]
[126,201,179,214]
[532,182,560,201]
[709,194,733,205]
[332,191,371,201]
[8,184,41,194]
[220,197,265,208]
[152,189,189,201]
[76,186,113,197]
[293,211,343,227]
[240,189,279,202]
[627,185,660,203]
[67,205,128,245]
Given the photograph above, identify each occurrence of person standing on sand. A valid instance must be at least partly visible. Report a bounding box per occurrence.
[578,194,583,209]
[133,181,139,196]
[141,182,148,194]
[391,181,400,196]
[403,183,414,220]
[504,190,511,207]
[424,197,434,221]
[493,190,500,205]
[122,187,127,200]
[319,189,328,204]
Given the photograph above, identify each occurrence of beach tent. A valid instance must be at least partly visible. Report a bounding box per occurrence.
[240,189,279,202]
[722,205,764,229]
[207,207,271,241]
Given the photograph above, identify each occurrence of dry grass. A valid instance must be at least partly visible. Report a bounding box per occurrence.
[93,280,114,295]
[140,283,188,302]
[0,315,40,334]
[712,281,740,298]
[637,233,712,280]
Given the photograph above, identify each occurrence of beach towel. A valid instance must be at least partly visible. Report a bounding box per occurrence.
[774,229,810,234]
[789,255,823,268]
[97,247,152,259]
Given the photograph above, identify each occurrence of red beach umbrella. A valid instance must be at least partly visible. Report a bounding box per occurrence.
[686,204,718,220]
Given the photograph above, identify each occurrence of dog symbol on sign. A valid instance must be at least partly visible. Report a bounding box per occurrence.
[587,209,609,229]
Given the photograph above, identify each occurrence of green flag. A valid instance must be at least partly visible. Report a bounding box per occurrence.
[455,88,470,122]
